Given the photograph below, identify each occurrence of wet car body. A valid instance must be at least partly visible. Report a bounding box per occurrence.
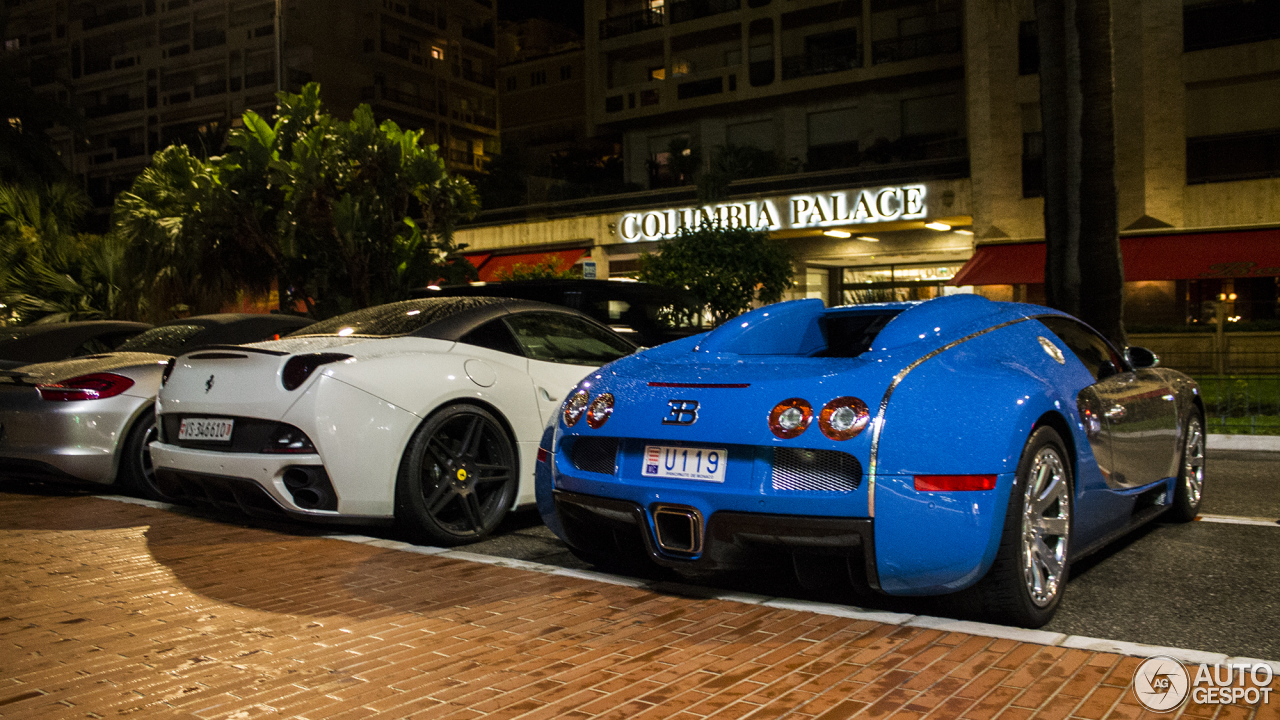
[0,314,313,492]
[539,295,1206,626]
[0,320,151,370]
[150,298,636,545]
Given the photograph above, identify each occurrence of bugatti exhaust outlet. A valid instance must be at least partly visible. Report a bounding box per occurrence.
[652,505,703,555]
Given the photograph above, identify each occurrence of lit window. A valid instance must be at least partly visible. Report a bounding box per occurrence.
[4,38,19,51]
[431,46,444,60]
[671,59,691,76]
[649,66,665,81]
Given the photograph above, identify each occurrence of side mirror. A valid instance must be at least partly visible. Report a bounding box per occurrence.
[1126,346,1159,369]
[1097,360,1119,381]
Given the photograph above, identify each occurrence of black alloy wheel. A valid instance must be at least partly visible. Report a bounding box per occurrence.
[118,409,169,501]
[396,404,517,546]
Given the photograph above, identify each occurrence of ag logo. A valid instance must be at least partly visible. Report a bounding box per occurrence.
[1133,655,1190,712]
[662,399,698,425]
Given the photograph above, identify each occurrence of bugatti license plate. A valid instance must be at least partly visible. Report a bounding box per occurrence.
[642,445,727,483]
[179,418,234,442]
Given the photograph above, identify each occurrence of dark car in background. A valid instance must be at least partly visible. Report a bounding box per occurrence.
[0,313,314,498]
[0,321,152,370]
[414,279,704,347]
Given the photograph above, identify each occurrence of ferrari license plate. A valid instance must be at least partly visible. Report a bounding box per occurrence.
[642,445,727,483]
[179,418,234,442]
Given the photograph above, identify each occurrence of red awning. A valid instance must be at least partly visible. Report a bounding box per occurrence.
[950,228,1280,286]
[474,249,587,283]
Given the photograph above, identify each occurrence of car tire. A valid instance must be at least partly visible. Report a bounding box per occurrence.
[957,425,1073,628]
[117,409,168,501]
[1166,410,1206,523]
[395,404,518,546]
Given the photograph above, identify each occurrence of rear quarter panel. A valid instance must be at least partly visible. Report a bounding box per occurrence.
[870,318,1118,593]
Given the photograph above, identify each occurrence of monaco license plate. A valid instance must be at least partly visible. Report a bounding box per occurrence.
[642,445,727,483]
[179,418,234,442]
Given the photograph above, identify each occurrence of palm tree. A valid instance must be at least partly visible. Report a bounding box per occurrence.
[1036,0,1125,347]
[0,182,122,324]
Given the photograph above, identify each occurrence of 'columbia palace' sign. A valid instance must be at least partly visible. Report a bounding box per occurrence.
[615,185,929,243]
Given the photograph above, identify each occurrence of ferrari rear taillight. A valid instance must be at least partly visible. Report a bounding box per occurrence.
[563,389,589,427]
[281,353,352,391]
[36,373,135,402]
[914,475,997,492]
[586,393,614,429]
[818,396,870,441]
[161,357,177,386]
[768,398,813,439]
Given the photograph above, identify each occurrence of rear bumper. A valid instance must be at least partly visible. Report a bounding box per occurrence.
[553,489,880,586]
[0,389,149,484]
[149,442,385,522]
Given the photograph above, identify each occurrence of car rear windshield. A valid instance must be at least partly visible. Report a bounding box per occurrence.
[115,324,207,354]
[295,297,507,337]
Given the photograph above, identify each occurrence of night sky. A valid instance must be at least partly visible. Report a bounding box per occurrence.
[498,0,585,35]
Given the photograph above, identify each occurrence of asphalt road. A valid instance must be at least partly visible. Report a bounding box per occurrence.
[461,449,1280,661]
[3,450,1277,661]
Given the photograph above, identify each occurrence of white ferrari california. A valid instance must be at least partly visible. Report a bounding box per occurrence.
[150,297,636,544]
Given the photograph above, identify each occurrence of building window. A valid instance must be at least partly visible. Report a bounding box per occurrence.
[1187,130,1280,184]
[431,45,444,60]
[649,66,665,81]
[505,76,516,91]
[1018,21,1038,75]
[1184,0,1280,52]
[560,64,572,80]
[840,264,965,305]
[530,69,546,85]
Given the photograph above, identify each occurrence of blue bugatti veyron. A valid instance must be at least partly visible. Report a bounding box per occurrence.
[536,294,1205,627]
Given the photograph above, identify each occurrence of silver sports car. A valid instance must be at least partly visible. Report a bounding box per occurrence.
[0,313,312,498]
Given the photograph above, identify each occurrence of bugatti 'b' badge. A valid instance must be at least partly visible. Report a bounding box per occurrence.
[663,399,699,425]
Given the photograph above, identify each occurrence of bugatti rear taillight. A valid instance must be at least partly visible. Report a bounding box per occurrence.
[818,397,870,441]
[768,398,813,439]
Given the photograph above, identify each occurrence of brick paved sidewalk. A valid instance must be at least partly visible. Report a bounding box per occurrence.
[0,492,1273,720]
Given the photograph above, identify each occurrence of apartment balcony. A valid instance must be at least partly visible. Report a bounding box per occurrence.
[376,86,438,113]
[453,65,495,88]
[781,45,862,80]
[599,8,664,40]
[88,143,146,166]
[244,70,274,88]
[82,3,144,32]
[872,28,961,65]
[669,0,739,25]
[83,96,144,119]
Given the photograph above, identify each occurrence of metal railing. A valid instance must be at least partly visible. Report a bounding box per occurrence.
[670,0,739,24]
[781,46,863,80]
[600,8,664,39]
[872,27,961,65]
[1193,375,1280,436]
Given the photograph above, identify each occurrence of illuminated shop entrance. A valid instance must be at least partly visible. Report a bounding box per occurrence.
[838,262,969,304]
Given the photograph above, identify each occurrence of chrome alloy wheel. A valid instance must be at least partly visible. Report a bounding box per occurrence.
[1182,415,1205,506]
[1021,446,1070,607]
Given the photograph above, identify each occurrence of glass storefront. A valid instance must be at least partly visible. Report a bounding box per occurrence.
[839,262,969,305]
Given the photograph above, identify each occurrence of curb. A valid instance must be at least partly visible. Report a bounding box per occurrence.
[1208,433,1280,452]
[101,494,1280,670]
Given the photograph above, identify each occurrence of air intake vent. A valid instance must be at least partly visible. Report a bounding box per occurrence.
[570,437,618,475]
[772,448,862,493]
